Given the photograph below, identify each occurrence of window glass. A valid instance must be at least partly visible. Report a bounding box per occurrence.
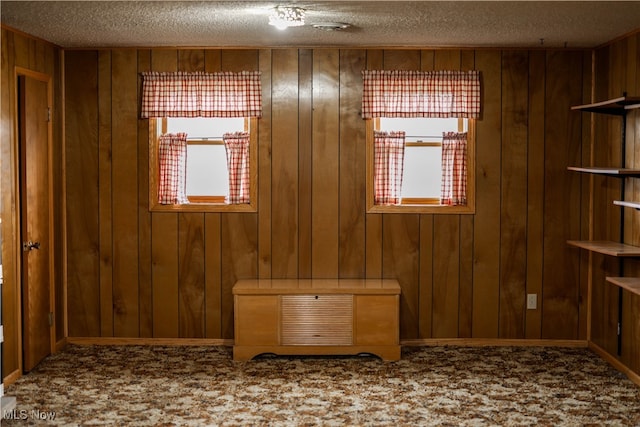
[367,117,475,214]
[166,117,244,139]
[402,145,441,199]
[186,144,228,197]
[149,117,257,212]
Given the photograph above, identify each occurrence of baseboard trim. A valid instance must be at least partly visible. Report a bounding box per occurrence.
[588,341,640,387]
[55,337,67,352]
[67,337,234,346]
[400,338,588,347]
[2,369,21,387]
[67,337,587,348]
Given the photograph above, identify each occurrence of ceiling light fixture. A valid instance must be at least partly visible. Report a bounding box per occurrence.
[268,5,305,30]
[311,22,351,31]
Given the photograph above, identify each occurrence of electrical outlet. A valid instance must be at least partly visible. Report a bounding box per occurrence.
[527,293,537,310]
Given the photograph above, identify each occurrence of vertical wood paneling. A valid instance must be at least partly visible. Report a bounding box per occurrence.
[178,49,204,71]
[222,49,259,72]
[204,50,222,72]
[1,29,19,375]
[298,49,313,278]
[432,50,461,338]
[311,49,340,277]
[204,213,222,338]
[577,51,593,342]
[542,50,583,339]
[152,213,179,337]
[630,36,640,248]
[150,49,179,338]
[431,215,460,338]
[51,45,65,344]
[271,49,299,278]
[365,49,383,279]
[137,49,153,338]
[418,49,435,339]
[622,291,640,374]
[178,213,205,338]
[382,50,421,339]
[418,215,434,338]
[204,49,223,338]
[176,49,206,338]
[458,51,476,338]
[35,44,619,357]
[65,50,101,337]
[258,49,273,279]
[499,50,529,338]
[111,49,139,337]
[472,50,502,338]
[220,50,260,339]
[526,50,546,339]
[339,49,367,278]
[383,215,420,339]
[221,214,258,338]
[98,50,113,337]
[589,47,609,348]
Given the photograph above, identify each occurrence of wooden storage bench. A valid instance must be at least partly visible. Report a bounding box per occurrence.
[233,278,401,361]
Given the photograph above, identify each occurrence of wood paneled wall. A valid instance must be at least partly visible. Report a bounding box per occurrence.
[590,32,640,377]
[64,47,590,343]
[1,27,64,378]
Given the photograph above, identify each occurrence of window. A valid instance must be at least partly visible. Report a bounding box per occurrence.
[149,117,258,212]
[366,118,475,214]
[362,69,479,214]
[141,70,262,212]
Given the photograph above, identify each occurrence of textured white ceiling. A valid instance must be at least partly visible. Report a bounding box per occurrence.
[2,1,640,49]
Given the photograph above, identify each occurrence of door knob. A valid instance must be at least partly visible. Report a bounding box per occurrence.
[22,241,41,251]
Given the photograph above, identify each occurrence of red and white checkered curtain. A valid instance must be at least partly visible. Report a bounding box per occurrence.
[141,71,262,118]
[440,132,467,206]
[374,131,406,205]
[158,133,189,205]
[362,70,480,119]
[223,132,251,204]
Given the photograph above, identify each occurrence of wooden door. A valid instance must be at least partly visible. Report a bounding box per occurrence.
[19,73,53,372]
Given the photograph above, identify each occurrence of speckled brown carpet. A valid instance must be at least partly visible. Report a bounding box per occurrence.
[3,345,640,426]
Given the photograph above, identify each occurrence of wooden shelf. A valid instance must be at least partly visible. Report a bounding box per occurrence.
[571,96,640,115]
[567,166,640,176]
[614,200,640,210]
[605,277,640,296]
[567,240,640,257]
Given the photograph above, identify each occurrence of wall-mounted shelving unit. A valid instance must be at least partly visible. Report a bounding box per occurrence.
[567,166,640,176]
[605,277,640,297]
[613,200,640,210]
[567,95,640,258]
[567,240,640,257]
[567,94,640,359]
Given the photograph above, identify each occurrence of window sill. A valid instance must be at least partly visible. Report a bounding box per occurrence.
[150,201,257,213]
[367,203,475,214]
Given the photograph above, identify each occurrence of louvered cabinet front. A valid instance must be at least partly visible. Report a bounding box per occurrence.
[281,295,353,345]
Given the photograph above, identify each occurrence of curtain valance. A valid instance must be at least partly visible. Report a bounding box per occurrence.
[361,70,480,119]
[141,71,262,118]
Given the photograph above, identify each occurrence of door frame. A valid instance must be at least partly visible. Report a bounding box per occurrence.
[13,66,56,371]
